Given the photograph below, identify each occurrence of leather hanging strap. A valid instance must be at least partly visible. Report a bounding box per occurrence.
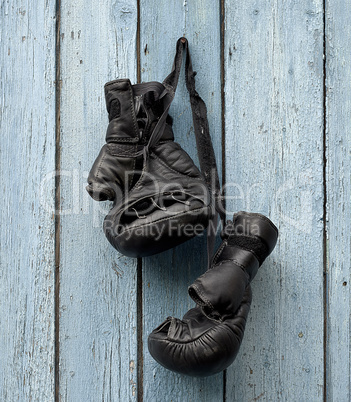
[136,38,225,263]
[163,38,223,212]
[164,37,225,263]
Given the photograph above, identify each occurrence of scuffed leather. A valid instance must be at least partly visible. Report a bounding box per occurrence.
[148,211,278,377]
[87,78,211,257]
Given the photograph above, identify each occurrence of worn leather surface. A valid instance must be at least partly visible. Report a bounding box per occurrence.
[87,78,211,257]
[148,211,278,376]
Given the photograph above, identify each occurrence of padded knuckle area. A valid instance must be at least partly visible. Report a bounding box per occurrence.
[153,142,202,178]
[147,304,249,377]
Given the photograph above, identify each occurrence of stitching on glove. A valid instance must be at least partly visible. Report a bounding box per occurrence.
[212,240,227,265]
[129,144,137,190]
[107,136,138,143]
[111,205,209,238]
[212,259,251,279]
[95,151,107,180]
[190,283,215,311]
[128,84,139,137]
[108,143,141,156]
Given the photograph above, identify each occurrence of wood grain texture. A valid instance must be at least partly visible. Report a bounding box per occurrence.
[58,0,138,400]
[325,0,351,400]
[2,0,351,399]
[140,1,224,400]
[224,0,325,400]
[0,0,56,400]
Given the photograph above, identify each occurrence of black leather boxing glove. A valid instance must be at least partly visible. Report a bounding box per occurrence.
[148,211,278,377]
[86,38,219,258]
[86,78,212,257]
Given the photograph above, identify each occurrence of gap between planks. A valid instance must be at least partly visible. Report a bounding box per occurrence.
[136,2,143,401]
[54,0,62,399]
[220,0,227,400]
[322,0,328,400]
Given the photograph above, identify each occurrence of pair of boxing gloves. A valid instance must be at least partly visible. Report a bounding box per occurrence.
[86,85,279,377]
[86,38,279,377]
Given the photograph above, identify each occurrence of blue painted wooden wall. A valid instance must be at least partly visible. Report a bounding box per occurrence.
[1,0,350,400]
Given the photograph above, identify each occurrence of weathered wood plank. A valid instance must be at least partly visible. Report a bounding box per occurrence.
[140,1,224,399]
[325,0,351,400]
[0,1,56,400]
[224,0,325,400]
[58,0,138,400]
